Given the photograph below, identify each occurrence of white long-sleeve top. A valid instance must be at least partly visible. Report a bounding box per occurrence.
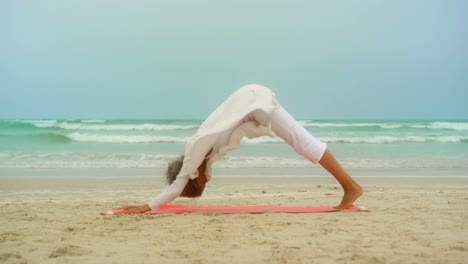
[148,84,281,210]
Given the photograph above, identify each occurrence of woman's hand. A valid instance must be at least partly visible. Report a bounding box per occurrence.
[122,204,151,214]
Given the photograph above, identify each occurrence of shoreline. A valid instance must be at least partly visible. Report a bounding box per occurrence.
[1,167,468,178]
[1,175,468,205]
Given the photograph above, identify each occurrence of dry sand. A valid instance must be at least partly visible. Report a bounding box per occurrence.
[0,175,467,264]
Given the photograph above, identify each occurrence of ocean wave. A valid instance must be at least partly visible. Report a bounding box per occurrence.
[215,156,311,168]
[2,152,467,169]
[66,133,190,143]
[299,122,386,128]
[81,120,107,123]
[299,122,420,130]
[22,120,58,127]
[220,135,468,144]
[424,122,468,131]
[64,133,282,144]
[0,153,313,169]
[299,121,468,131]
[58,131,281,144]
[32,122,199,131]
[0,132,72,143]
[6,120,468,132]
[242,137,283,144]
[0,152,338,169]
[0,152,179,168]
[5,132,467,144]
[215,156,468,169]
[321,136,468,143]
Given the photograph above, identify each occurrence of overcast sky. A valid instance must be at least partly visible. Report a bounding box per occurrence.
[1,1,467,120]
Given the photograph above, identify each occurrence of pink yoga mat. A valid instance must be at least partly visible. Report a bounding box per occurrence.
[101,204,368,215]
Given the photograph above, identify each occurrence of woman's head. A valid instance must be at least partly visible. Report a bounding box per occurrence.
[165,155,207,198]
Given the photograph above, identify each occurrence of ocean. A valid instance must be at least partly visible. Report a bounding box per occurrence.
[1,119,467,176]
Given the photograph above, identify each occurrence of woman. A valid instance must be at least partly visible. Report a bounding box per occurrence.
[124,84,363,213]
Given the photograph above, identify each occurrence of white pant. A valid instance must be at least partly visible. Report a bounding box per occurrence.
[246,107,327,164]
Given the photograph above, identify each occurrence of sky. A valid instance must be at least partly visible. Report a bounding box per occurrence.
[1,0,467,120]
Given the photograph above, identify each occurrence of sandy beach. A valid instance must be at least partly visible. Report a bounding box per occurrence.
[0,174,467,264]
[3,0,467,263]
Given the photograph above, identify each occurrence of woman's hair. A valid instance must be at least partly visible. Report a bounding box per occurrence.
[166,155,204,198]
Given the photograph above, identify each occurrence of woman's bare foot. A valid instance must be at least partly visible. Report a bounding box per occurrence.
[334,184,364,210]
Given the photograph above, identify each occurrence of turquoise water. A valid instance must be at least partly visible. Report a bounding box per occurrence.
[1,119,467,174]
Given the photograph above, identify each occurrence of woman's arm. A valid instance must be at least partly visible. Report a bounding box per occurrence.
[122,173,189,214]
[147,174,189,210]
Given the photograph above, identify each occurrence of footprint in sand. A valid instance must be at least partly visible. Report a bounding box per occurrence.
[64,226,86,232]
[0,252,23,263]
[0,232,20,243]
[48,245,92,258]
[449,246,466,252]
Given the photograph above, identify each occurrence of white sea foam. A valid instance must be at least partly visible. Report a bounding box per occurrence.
[2,153,467,169]
[242,137,283,144]
[320,136,468,143]
[299,121,468,131]
[33,122,199,131]
[62,133,468,144]
[214,156,312,168]
[379,124,403,129]
[425,122,468,131]
[0,153,12,158]
[299,122,413,129]
[0,153,325,169]
[23,120,58,127]
[0,152,179,168]
[17,120,468,131]
[64,133,283,144]
[66,133,190,143]
[81,120,107,123]
[299,121,379,128]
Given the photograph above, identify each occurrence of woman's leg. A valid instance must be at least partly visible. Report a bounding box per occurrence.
[265,107,363,209]
[318,149,364,209]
